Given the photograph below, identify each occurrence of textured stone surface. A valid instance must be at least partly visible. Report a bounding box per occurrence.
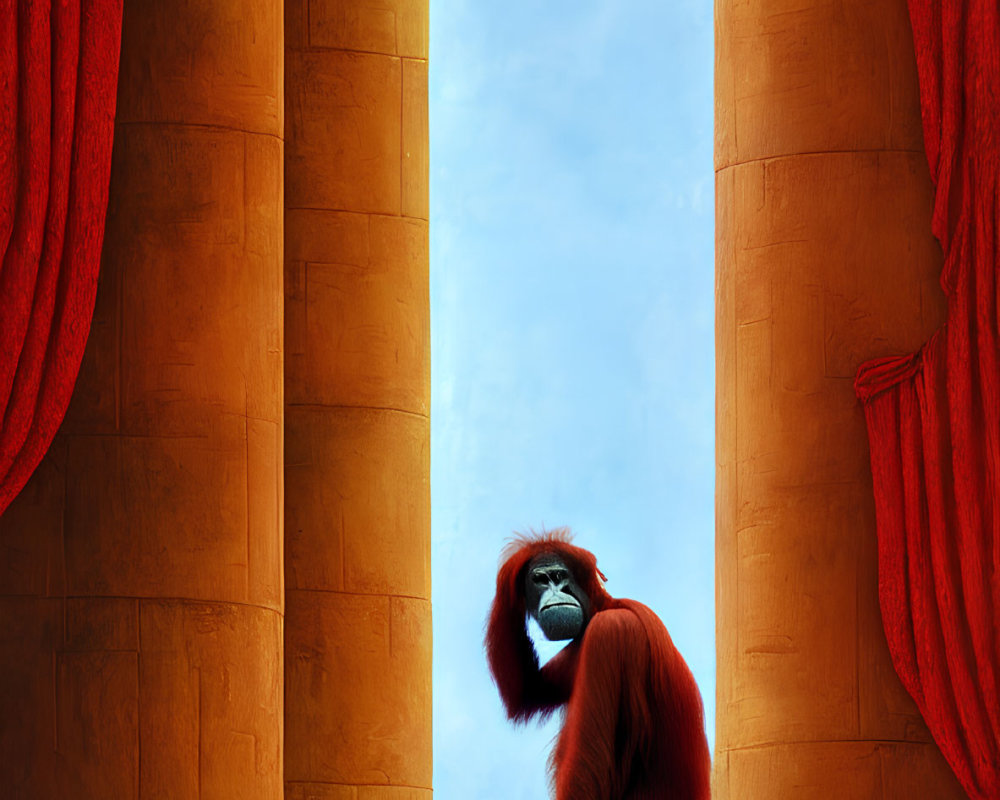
[285,211,429,413]
[284,0,430,795]
[402,59,429,220]
[139,601,283,799]
[61,415,283,610]
[0,0,285,795]
[116,0,283,136]
[286,50,402,215]
[4,0,431,793]
[715,151,962,794]
[60,122,285,606]
[101,125,282,436]
[715,0,965,794]
[718,151,948,750]
[0,440,66,596]
[0,598,282,799]
[720,741,967,799]
[284,0,428,59]
[286,407,430,597]
[285,593,432,787]
[0,598,139,799]
[715,0,923,170]
[286,785,432,800]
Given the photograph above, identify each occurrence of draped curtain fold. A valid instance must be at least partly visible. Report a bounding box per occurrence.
[855,0,1000,796]
[0,0,122,517]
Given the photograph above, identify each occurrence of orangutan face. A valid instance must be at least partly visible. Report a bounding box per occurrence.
[524,553,589,641]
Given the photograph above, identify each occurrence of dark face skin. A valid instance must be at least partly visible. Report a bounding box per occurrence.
[524,554,590,641]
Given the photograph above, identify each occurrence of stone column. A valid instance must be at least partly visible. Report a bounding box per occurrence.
[0,1,284,796]
[283,1,431,797]
[714,0,967,796]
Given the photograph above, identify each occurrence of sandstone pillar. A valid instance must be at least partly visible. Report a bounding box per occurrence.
[714,0,967,796]
[0,1,284,797]
[283,1,431,797]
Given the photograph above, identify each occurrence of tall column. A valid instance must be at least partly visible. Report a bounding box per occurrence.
[714,0,967,796]
[0,1,284,797]
[283,1,431,798]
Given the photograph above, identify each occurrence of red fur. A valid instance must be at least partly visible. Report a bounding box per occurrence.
[486,529,711,799]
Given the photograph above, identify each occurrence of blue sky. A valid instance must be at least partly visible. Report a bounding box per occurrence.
[429,0,714,796]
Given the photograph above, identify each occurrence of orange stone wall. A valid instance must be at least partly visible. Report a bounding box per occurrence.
[0,0,285,796]
[283,0,432,797]
[714,0,965,795]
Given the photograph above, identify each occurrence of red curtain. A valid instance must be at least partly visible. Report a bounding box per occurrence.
[0,0,122,517]
[854,1,1000,797]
